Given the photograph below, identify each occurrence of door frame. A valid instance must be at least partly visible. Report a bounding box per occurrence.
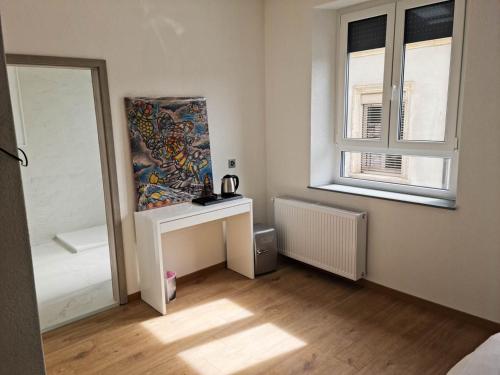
[6,54,128,305]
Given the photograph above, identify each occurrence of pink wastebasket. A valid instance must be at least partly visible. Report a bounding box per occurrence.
[164,271,176,302]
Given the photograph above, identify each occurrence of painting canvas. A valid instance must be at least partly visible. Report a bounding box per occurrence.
[125,97,214,211]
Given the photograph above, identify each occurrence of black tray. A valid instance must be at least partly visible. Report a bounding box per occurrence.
[192,194,243,206]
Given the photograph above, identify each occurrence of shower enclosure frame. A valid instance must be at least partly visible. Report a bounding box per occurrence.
[6,54,128,305]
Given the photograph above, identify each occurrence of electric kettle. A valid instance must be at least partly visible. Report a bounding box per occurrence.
[221,175,239,196]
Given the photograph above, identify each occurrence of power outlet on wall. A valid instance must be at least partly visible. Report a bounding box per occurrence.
[228,159,236,168]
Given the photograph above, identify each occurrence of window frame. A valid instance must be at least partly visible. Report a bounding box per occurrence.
[335,4,396,149]
[333,0,465,201]
[388,0,466,152]
[334,148,458,199]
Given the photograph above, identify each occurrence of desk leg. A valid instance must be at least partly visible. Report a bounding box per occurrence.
[226,211,254,279]
[136,216,167,315]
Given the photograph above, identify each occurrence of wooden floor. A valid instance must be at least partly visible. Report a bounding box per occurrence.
[42,262,496,374]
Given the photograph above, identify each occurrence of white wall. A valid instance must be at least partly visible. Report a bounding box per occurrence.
[0,0,267,294]
[310,9,336,187]
[7,66,106,246]
[266,0,500,322]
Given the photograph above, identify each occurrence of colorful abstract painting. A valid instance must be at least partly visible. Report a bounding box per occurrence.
[125,97,214,211]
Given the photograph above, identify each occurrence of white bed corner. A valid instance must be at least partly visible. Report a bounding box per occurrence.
[448,333,500,375]
[55,225,108,253]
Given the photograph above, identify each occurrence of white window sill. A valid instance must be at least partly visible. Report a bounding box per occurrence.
[308,184,456,209]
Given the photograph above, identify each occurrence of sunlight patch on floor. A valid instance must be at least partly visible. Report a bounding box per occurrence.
[178,323,307,374]
[141,298,253,344]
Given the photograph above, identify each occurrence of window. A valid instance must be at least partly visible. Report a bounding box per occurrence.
[362,103,382,139]
[351,85,410,179]
[335,0,465,200]
[361,152,403,176]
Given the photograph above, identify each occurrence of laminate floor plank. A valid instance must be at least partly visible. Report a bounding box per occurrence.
[42,262,496,374]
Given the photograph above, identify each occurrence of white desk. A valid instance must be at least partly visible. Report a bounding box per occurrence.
[134,198,254,315]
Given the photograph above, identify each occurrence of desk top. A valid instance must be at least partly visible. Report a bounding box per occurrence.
[134,197,252,223]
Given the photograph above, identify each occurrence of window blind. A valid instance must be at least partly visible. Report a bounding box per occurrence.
[348,15,387,53]
[361,153,403,175]
[404,0,454,44]
[360,103,403,175]
[398,101,407,139]
[362,104,382,139]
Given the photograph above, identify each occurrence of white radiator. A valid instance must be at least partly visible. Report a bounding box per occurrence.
[273,197,367,280]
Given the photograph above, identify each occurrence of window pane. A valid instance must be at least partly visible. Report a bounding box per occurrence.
[398,1,454,142]
[346,15,386,140]
[342,151,451,190]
